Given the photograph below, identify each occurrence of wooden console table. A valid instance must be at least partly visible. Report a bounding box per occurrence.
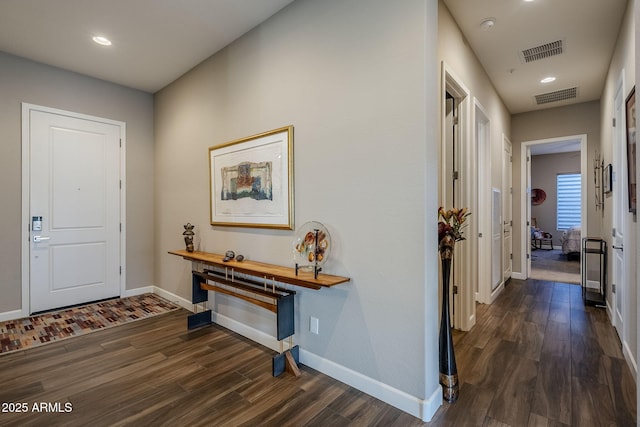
[168,249,350,376]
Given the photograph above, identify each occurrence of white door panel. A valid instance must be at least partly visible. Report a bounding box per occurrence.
[503,136,513,280]
[29,109,121,313]
[612,80,627,334]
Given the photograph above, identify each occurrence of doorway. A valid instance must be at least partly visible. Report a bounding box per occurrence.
[21,104,126,315]
[520,135,587,282]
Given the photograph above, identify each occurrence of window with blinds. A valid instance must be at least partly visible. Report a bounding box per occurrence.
[556,173,581,230]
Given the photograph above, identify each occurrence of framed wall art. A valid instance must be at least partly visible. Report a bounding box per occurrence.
[625,87,636,213]
[209,125,294,229]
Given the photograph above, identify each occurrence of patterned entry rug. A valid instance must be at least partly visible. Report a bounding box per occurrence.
[0,293,180,355]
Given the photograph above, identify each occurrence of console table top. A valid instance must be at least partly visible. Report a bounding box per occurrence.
[168,249,350,290]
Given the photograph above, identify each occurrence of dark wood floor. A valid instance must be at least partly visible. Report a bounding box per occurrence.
[0,278,636,426]
[431,279,637,426]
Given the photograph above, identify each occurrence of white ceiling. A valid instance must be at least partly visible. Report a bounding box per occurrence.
[443,0,629,114]
[0,0,295,93]
[0,0,630,110]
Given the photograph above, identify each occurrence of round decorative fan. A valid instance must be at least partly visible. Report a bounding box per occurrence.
[531,188,547,205]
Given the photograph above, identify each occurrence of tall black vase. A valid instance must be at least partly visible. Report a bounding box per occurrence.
[439,257,458,403]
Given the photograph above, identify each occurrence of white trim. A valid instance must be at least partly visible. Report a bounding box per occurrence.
[0,310,24,323]
[211,311,292,353]
[473,98,493,306]
[519,134,587,280]
[511,272,527,280]
[300,349,442,422]
[150,286,193,311]
[21,103,126,316]
[122,286,155,298]
[441,61,475,331]
[623,340,637,381]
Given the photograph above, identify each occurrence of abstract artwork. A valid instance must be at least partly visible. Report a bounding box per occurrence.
[209,126,293,229]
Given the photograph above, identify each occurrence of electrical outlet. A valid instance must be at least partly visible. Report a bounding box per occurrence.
[310,316,319,335]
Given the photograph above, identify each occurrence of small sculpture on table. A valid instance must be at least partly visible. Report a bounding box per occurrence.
[183,223,195,252]
[293,221,330,279]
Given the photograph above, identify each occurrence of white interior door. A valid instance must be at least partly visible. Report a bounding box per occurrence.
[502,136,513,281]
[492,188,502,290]
[612,81,627,333]
[28,108,122,313]
[444,93,458,326]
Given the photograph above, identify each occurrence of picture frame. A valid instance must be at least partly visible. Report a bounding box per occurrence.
[603,164,612,194]
[625,87,636,213]
[209,126,294,229]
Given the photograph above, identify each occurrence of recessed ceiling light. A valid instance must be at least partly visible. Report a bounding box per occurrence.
[92,36,112,46]
[541,76,556,84]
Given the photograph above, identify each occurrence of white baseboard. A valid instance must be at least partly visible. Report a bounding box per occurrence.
[0,309,24,322]
[622,340,638,382]
[512,272,526,280]
[300,349,441,422]
[150,286,193,312]
[122,286,155,298]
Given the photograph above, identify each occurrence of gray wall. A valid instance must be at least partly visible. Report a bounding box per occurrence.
[0,52,155,313]
[531,152,581,237]
[154,0,440,404]
[511,101,602,273]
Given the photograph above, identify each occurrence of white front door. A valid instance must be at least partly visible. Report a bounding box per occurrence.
[27,107,122,313]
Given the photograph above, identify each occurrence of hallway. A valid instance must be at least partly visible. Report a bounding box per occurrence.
[430,278,636,426]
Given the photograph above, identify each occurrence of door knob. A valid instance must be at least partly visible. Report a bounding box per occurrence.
[613,245,623,251]
[33,236,51,243]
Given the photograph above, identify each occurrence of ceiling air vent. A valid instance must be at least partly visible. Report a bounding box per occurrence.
[520,40,563,63]
[534,87,578,105]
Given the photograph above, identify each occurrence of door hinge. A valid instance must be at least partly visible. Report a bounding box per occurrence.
[119,180,122,189]
[527,253,530,259]
[613,118,616,127]
[453,116,459,125]
[510,253,513,260]
[453,171,459,180]
[119,138,122,147]
[452,285,459,294]
[119,266,122,275]
[120,223,122,232]
[612,284,616,293]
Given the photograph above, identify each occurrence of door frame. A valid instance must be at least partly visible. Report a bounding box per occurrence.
[441,62,475,331]
[473,99,493,305]
[502,135,513,282]
[519,134,587,279]
[20,103,126,317]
